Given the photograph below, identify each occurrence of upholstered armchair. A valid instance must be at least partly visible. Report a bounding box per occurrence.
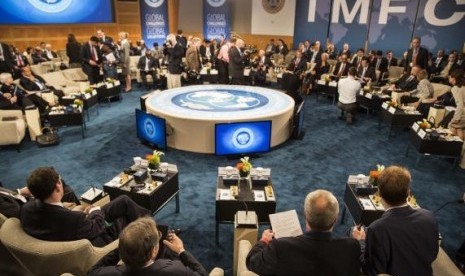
[0,218,118,276]
[0,109,27,151]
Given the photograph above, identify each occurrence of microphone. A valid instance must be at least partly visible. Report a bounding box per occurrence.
[242,200,249,217]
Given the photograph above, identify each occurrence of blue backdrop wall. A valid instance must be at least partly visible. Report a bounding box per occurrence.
[294,0,465,56]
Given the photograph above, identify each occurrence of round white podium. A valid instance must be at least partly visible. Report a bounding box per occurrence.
[145,85,295,154]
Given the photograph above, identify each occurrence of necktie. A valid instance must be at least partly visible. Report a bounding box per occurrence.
[407,75,414,82]
[91,46,98,62]
[295,58,299,66]
[412,48,418,66]
[17,55,23,66]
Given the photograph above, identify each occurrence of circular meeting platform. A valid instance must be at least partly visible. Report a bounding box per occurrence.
[145,85,295,154]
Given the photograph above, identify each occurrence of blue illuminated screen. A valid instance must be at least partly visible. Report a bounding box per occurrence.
[215,121,272,156]
[0,0,114,24]
[135,109,166,150]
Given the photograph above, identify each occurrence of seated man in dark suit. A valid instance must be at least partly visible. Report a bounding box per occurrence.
[89,217,208,276]
[41,44,58,61]
[332,54,350,77]
[352,165,439,276]
[246,189,361,276]
[357,58,376,86]
[0,180,80,219]
[286,50,307,75]
[20,167,151,247]
[19,67,64,99]
[390,65,420,92]
[0,72,51,113]
[137,50,160,90]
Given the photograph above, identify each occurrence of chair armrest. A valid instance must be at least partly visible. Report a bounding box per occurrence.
[0,109,23,118]
[209,267,224,276]
[237,240,259,276]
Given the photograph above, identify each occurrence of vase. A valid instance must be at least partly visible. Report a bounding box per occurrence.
[148,163,159,170]
[239,170,250,178]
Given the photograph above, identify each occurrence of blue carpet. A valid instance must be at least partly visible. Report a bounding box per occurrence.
[1,87,464,275]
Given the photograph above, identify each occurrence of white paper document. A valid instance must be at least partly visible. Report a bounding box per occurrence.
[253,190,265,202]
[218,189,233,200]
[81,188,103,201]
[269,210,303,239]
[105,52,116,63]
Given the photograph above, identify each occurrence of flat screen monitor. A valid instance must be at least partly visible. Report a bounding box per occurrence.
[135,109,166,150]
[0,0,114,24]
[215,121,272,156]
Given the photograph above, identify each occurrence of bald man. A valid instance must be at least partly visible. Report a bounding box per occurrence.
[246,189,361,275]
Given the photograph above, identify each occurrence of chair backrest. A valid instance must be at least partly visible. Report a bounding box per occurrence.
[0,218,104,276]
[431,83,451,99]
[388,66,404,79]
[41,71,74,87]
[62,68,88,81]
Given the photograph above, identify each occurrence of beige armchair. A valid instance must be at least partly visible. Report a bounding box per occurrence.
[0,109,27,151]
[40,71,80,96]
[237,240,258,276]
[0,218,118,276]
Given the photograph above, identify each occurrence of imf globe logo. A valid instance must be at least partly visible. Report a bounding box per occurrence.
[144,119,157,138]
[145,0,165,8]
[27,0,73,13]
[232,128,254,149]
[207,0,226,8]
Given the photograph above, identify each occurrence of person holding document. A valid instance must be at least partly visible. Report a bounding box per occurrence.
[246,189,360,275]
[101,42,120,80]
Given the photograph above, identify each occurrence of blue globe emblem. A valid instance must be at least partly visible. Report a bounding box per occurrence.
[28,0,72,13]
[236,132,251,145]
[144,119,157,138]
[207,0,226,7]
[232,128,254,149]
[144,0,164,8]
[172,90,268,112]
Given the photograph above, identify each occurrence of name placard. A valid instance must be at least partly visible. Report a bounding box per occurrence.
[365,93,373,99]
[382,102,389,109]
[84,93,91,99]
[412,122,420,132]
[329,81,337,87]
[388,107,396,114]
[417,129,427,139]
[106,83,114,89]
[317,80,326,85]
[114,80,121,86]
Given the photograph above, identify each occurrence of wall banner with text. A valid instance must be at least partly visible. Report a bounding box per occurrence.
[139,0,169,47]
[203,0,231,40]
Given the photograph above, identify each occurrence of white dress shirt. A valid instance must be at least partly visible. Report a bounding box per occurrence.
[338,76,361,104]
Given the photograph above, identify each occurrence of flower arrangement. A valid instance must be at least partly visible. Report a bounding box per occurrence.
[146,150,164,169]
[73,99,83,107]
[388,99,399,108]
[369,164,385,187]
[418,119,432,130]
[105,77,115,84]
[84,87,93,94]
[236,156,252,177]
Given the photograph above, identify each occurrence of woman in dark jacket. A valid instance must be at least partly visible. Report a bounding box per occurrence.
[66,33,82,68]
